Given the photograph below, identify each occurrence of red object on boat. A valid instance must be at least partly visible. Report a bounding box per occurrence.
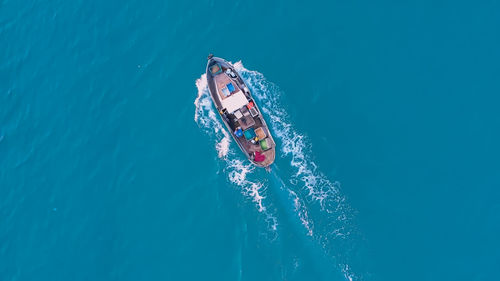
[247,101,255,109]
[254,151,266,162]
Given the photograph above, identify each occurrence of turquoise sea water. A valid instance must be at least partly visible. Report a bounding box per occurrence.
[2,0,500,280]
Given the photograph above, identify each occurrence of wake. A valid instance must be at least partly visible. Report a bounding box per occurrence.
[194,63,362,280]
[194,74,278,231]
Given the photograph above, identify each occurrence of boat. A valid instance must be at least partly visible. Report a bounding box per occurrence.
[206,54,276,168]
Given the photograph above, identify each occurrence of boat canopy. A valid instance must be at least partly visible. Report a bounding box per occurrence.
[221,91,248,113]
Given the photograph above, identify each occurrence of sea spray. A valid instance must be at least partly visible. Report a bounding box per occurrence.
[269,168,314,237]
[195,63,363,280]
[267,167,351,280]
[234,61,362,281]
[194,74,278,231]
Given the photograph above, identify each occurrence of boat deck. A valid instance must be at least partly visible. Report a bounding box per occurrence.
[207,56,276,168]
[236,135,276,167]
[214,72,240,100]
[228,104,276,166]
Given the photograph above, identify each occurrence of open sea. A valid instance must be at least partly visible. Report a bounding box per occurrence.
[1,0,499,280]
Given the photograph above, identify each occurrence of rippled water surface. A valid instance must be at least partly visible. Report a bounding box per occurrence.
[1,0,499,280]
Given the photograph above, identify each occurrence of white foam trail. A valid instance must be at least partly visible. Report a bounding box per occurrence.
[216,135,231,158]
[227,159,266,212]
[234,61,346,211]
[342,264,354,281]
[194,75,274,223]
[194,74,230,158]
[288,189,313,236]
[193,74,207,123]
[195,63,360,280]
[233,61,360,281]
